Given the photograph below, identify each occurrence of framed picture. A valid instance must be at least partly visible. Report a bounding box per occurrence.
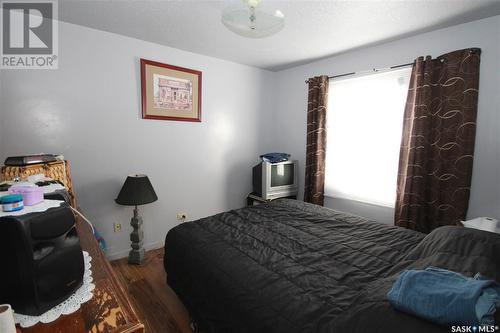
[140,58,202,122]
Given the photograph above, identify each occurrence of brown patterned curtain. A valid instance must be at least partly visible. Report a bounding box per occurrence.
[395,48,481,233]
[304,75,329,206]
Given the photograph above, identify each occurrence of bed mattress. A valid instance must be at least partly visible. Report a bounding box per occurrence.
[164,199,500,333]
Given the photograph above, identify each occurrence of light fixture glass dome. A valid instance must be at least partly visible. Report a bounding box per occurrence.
[222,0,284,38]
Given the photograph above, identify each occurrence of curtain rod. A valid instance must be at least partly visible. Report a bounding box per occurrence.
[304,62,413,84]
[305,48,481,84]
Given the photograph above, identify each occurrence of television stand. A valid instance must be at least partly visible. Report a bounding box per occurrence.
[246,192,297,207]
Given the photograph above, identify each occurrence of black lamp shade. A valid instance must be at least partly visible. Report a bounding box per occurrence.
[115,174,158,206]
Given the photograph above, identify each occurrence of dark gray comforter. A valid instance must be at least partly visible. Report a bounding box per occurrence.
[164,199,500,333]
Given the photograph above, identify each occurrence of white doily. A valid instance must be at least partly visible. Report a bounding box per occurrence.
[14,251,95,328]
[0,200,63,218]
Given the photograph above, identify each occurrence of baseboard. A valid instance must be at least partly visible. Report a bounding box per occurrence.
[106,240,165,261]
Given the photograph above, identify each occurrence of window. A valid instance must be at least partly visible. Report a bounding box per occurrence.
[324,68,411,207]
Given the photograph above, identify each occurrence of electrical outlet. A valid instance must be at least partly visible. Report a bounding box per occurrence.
[176,212,187,222]
[114,223,122,233]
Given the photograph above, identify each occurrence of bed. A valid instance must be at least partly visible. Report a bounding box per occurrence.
[164,199,500,333]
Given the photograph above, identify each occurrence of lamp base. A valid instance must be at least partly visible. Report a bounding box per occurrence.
[128,206,146,265]
[128,248,145,265]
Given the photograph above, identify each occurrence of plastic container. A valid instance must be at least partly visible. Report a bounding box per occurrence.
[0,194,24,212]
[462,217,499,233]
[9,186,44,206]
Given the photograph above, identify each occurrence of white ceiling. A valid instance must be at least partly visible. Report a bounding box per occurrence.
[59,0,500,71]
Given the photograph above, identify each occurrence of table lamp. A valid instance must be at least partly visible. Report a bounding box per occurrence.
[115,174,158,265]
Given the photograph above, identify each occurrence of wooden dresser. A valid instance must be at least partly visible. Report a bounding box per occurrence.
[19,215,144,333]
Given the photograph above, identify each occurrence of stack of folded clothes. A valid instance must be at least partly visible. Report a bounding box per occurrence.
[388,267,500,326]
[260,152,290,163]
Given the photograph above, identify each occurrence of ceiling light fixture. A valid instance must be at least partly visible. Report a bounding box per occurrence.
[222,0,285,38]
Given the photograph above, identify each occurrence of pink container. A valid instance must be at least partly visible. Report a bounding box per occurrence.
[9,186,44,206]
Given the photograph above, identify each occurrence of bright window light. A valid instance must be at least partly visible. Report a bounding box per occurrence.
[324,67,411,207]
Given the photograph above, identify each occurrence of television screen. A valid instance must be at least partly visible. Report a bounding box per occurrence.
[271,164,294,187]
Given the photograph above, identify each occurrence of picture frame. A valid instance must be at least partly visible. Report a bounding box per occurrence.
[140,58,202,122]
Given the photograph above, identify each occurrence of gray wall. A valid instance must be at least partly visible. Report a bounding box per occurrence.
[0,22,275,259]
[271,15,500,224]
[1,15,499,258]
[0,73,4,158]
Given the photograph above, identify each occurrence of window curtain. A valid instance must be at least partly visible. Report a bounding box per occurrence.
[304,75,329,205]
[395,48,481,233]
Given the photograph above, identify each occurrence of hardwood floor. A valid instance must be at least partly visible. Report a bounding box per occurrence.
[111,248,194,333]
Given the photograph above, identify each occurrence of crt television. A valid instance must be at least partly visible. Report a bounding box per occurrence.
[252,160,298,200]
